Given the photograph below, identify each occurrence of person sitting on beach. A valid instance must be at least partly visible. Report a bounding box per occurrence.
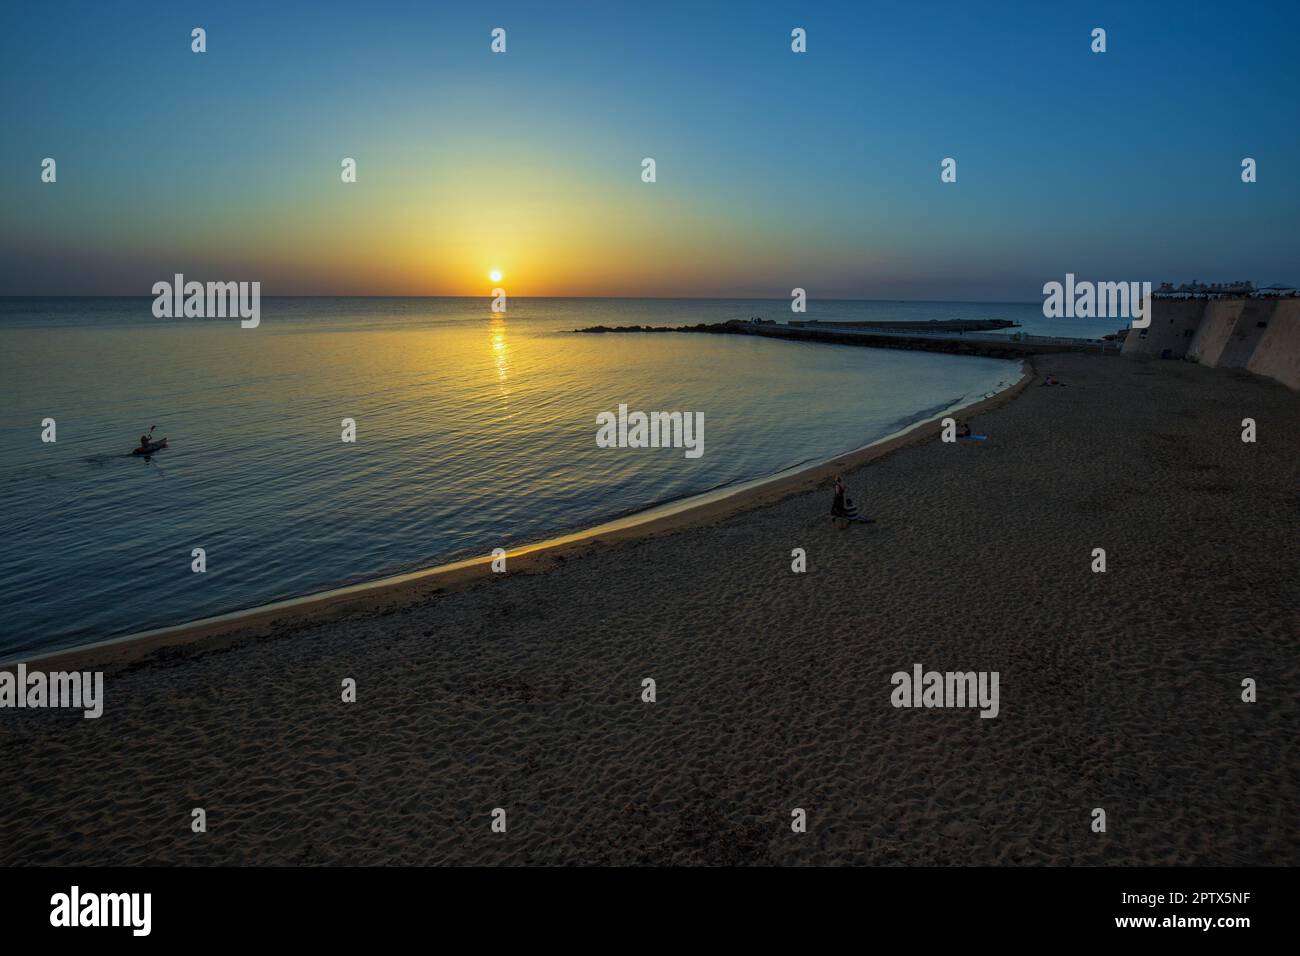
[831,476,870,523]
[831,476,854,517]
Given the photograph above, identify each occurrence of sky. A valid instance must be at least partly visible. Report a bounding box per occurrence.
[1,0,1297,299]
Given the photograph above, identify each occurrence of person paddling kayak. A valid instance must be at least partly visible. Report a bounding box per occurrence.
[133,425,167,455]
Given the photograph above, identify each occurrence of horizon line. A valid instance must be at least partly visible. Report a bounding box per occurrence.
[1,293,1049,305]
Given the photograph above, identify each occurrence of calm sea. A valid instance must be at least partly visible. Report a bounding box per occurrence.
[0,297,1110,657]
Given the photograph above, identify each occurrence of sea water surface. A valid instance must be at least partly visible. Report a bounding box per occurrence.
[0,297,1088,658]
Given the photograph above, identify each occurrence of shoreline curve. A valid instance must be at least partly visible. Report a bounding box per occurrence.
[11,359,1035,671]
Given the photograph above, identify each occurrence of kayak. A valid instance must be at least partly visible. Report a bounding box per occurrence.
[131,439,168,455]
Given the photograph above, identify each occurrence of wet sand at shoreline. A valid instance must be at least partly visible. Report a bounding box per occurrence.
[1,353,1296,865]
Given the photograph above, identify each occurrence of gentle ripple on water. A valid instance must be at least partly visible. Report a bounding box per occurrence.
[0,297,1027,655]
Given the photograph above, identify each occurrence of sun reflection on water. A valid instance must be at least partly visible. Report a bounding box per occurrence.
[488,314,511,415]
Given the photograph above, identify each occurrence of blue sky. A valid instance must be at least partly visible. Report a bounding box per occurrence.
[1,0,1297,298]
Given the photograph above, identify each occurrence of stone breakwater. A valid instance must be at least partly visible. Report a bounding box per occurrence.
[572,321,1111,359]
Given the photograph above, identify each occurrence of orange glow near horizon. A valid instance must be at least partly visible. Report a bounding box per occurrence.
[50,146,828,298]
[178,147,820,297]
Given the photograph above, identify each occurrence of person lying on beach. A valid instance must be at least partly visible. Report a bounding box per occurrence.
[956,421,971,438]
[1042,375,1067,387]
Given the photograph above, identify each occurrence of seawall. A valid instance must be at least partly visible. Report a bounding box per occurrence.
[1126,296,1299,389]
[1246,298,1300,389]
[1122,299,1206,359]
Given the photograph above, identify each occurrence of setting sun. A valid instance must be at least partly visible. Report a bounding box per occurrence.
[489,270,503,283]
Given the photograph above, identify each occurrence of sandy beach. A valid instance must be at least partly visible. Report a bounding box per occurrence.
[2,352,1296,866]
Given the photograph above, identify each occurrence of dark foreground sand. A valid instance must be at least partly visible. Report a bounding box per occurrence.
[2,353,1296,865]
